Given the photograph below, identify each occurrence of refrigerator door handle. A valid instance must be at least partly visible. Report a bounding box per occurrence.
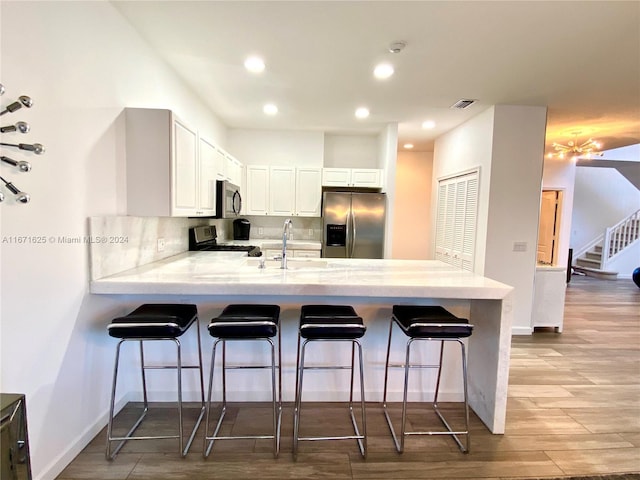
[345,209,352,258]
[350,208,357,258]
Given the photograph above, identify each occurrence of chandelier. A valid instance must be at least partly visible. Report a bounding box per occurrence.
[548,133,603,160]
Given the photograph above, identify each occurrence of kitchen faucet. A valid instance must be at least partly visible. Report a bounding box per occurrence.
[281,218,293,269]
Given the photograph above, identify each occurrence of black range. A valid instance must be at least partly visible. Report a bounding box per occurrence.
[189,225,261,257]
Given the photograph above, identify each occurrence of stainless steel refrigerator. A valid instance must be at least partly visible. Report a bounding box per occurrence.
[322,191,386,258]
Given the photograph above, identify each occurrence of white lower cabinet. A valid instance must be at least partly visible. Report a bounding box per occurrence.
[292,249,321,258]
[264,248,321,259]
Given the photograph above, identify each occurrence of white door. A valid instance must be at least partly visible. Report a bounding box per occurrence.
[537,190,561,264]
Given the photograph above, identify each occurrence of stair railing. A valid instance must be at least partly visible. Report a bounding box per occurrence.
[602,208,640,270]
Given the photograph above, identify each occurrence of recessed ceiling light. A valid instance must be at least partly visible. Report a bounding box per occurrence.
[373,63,394,80]
[244,56,265,73]
[355,107,370,119]
[403,143,414,149]
[263,103,278,115]
[421,120,436,129]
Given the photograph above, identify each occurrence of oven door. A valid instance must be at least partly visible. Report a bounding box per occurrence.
[216,181,242,218]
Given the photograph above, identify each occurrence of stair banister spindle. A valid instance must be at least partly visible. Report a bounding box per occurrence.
[602,227,612,270]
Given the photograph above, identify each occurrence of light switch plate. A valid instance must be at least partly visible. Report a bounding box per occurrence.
[513,241,527,252]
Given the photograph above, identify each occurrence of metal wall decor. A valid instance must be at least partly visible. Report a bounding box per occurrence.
[0,83,45,204]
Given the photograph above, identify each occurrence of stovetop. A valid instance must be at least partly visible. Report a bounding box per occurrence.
[189,225,261,257]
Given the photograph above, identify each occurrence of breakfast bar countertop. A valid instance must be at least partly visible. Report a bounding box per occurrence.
[89,251,514,434]
[89,251,513,299]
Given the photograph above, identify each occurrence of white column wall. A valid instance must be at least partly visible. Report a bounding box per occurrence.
[432,105,547,335]
[0,2,227,479]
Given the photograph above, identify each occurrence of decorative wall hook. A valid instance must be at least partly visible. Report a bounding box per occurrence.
[1,84,41,204]
[0,142,45,154]
[0,95,33,116]
[1,156,31,172]
[1,121,30,134]
[0,176,29,203]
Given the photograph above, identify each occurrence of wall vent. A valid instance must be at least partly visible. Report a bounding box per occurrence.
[450,99,476,109]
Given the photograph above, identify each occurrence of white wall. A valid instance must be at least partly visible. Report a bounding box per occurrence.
[432,107,495,274]
[379,123,398,257]
[227,129,324,166]
[0,2,227,479]
[323,133,380,168]
[433,105,547,335]
[571,166,640,276]
[392,151,433,259]
[571,167,640,248]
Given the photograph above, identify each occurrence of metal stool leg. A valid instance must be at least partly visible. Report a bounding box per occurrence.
[292,332,305,459]
[294,338,367,458]
[431,340,470,453]
[383,328,471,454]
[204,337,281,458]
[106,340,150,460]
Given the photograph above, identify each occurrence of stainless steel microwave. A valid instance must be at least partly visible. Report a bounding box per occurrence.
[215,180,242,218]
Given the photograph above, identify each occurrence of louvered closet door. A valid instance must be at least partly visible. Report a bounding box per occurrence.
[435,170,479,271]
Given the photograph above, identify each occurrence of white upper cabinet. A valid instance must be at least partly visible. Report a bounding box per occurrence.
[245,165,270,215]
[245,165,322,217]
[197,136,219,216]
[125,108,240,217]
[294,167,322,216]
[322,168,382,188]
[225,153,243,187]
[269,166,296,216]
[171,118,199,215]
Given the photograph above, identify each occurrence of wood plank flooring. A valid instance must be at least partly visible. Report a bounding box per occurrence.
[56,276,640,479]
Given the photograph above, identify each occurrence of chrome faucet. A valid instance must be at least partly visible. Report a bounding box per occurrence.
[281,218,293,269]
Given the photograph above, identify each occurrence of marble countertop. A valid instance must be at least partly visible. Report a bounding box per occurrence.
[90,252,513,299]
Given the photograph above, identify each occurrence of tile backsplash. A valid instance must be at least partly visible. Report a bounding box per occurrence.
[89,216,214,280]
[88,215,322,281]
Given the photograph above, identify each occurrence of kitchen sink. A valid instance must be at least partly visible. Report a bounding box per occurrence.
[245,258,328,269]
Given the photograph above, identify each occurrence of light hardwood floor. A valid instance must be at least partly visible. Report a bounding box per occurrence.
[56,276,640,479]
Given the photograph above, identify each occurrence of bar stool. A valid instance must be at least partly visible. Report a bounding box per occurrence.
[203,304,282,458]
[293,305,367,458]
[382,305,473,453]
[106,304,205,459]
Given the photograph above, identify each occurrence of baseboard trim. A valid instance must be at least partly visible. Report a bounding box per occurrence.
[35,392,132,480]
[512,326,533,336]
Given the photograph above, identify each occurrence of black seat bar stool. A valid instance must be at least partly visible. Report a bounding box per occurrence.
[293,305,367,459]
[203,304,282,458]
[382,305,474,453]
[106,304,205,459]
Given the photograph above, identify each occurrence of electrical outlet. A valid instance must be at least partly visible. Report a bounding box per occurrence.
[258,227,264,235]
[308,228,313,237]
[157,238,165,252]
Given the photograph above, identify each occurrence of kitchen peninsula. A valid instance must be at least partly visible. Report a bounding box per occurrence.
[91,251,513,434]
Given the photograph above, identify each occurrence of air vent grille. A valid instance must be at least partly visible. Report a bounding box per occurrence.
[450,99,476,109]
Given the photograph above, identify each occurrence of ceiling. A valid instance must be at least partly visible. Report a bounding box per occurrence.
[112,1,640,153]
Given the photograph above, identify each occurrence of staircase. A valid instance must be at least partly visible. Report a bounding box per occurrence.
[574,209,640,280]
